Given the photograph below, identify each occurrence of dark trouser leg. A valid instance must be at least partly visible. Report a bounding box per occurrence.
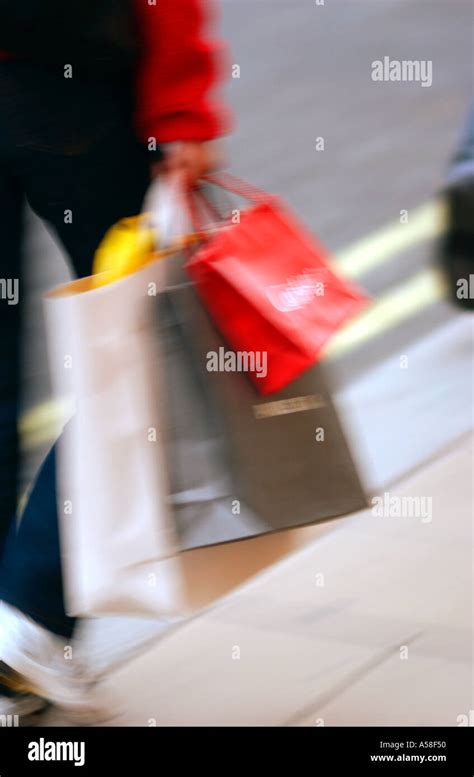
[0,446,71,637]
[0,122,151,638]
[0,170,23,559]
[441,105,474,308]
[23,122,152,279]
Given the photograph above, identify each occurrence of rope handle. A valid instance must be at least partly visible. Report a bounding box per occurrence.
[186,172,274,236]
[152,173,273,252]
[202,171,271,203]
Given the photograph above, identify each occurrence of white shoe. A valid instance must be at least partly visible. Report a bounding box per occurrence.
[0,602,113,723]
[0,676,49,726]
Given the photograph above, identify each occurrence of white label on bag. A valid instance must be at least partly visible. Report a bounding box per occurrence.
[265,268,327,312]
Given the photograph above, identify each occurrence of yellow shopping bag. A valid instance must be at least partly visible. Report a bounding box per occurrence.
[92,214,202,289]
[92,215,159,288]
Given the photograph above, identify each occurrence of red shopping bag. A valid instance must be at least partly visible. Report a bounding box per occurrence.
[186,173,370,395]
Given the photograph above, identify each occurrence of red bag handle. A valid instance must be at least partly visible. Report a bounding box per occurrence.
[202,172,270,203]
[186,188,222,234]
[178,188,228,259]
[185,182,234,234]
[185,172,273,238]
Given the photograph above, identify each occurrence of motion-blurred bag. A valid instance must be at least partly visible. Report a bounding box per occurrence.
[162,279,367,550]
[45,255,188,618]
[44,177,367,618]
[44,176,192,618]
[186,173,369,395]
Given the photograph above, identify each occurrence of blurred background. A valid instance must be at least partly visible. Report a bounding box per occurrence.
[20,0,473,726]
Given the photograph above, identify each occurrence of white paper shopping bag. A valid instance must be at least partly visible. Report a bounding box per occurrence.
[44,205,189,617]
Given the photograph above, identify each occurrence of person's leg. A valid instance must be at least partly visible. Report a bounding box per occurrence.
[0,446,71,637]
[0,168,24,559]
[0,121,151,639]
[441,104,474,309]
[24,120,152,278]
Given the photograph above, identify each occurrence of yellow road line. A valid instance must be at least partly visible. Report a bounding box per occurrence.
[334,200,446,279]
[19,200,447,451]
[323,267,447,360]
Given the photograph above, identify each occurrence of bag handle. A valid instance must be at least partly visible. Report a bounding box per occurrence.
[144,171,272,250]
[144,173,192,248]
[185,172,274,236]
[143,174,213,255]
[201,172,271,204]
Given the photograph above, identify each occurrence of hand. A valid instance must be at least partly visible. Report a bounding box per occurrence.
[151,141,225,188]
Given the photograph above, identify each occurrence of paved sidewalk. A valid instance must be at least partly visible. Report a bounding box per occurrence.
[44,435,472,727]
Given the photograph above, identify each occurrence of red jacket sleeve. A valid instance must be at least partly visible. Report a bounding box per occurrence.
[133,0,232,144]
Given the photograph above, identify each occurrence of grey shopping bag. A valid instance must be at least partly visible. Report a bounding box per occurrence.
[158,281,368,551]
